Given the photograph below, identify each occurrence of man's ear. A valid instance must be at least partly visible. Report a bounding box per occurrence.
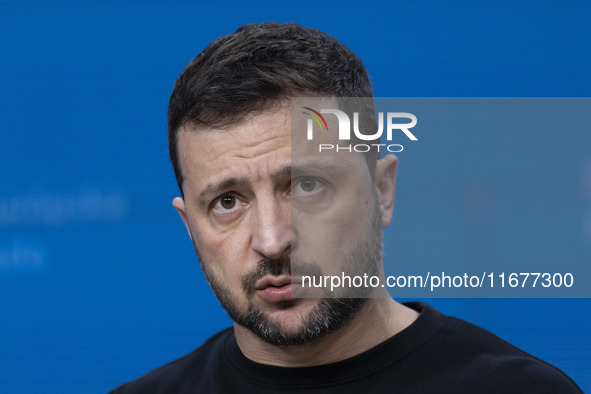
[172,197,193,241]
[374,154,398,228]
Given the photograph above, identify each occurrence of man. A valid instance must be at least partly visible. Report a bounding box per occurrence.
[111,22,582,393]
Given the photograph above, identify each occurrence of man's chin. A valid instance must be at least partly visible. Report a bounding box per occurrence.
[245,298,320,332]
[261,299,319,329]
[236,297,367,347]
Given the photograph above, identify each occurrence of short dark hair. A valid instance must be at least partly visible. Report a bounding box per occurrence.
[168,22,377,194]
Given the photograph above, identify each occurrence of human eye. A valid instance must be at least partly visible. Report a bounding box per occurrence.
[292,176,325,197]
[211,193,245,216]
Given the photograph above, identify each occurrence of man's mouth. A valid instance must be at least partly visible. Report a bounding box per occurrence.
[255,275,302,302]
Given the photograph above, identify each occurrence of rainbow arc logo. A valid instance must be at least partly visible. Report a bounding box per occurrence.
[302,107,328,131]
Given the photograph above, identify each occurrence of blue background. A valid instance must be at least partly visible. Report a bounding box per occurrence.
[0,0,589,392]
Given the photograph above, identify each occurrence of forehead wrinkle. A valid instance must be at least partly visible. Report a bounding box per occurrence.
[228,133,291,161]
[178,108,292,206]
[177,130,286,183]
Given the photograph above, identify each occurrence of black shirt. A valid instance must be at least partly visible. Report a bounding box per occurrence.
[110,302,582,393]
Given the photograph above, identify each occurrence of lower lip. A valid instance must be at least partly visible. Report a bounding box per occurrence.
[259,284,294,302]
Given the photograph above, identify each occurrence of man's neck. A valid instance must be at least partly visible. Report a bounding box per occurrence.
[233,297,419,367]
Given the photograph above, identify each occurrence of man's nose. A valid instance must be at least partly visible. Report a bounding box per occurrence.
[251,197,291,260]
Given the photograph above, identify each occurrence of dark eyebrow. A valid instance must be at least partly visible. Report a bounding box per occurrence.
[196,165,292,209]
[197,177,246,208]
[272,165,291,180]
[291,162,341,177]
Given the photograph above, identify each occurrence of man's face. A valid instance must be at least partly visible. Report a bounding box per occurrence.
[173,104,394,346]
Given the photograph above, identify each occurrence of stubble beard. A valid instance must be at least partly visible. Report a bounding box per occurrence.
[194,199,384,347]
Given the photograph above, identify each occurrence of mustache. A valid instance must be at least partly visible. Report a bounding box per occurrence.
[242,255,323,295]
